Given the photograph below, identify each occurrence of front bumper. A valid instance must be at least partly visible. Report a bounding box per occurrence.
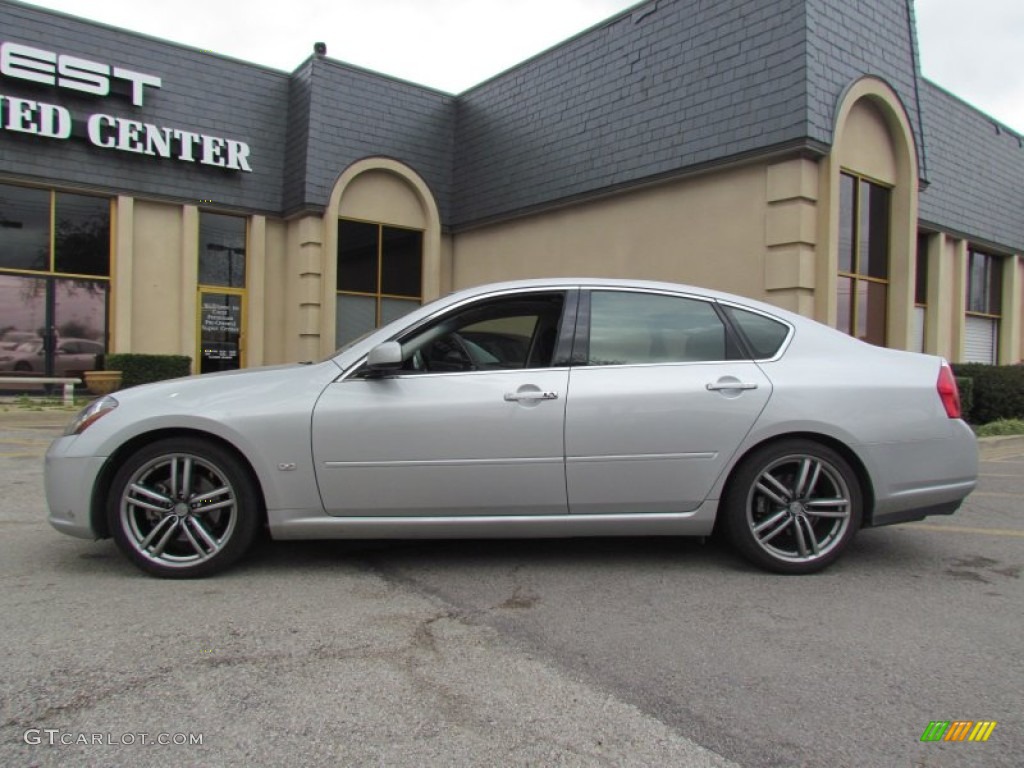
[44,436,107,540]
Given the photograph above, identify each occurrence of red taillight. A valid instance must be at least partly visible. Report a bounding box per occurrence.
[937,362,961,419]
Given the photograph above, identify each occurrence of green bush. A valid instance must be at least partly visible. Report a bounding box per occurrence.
[955,376,974,423]
[104,354,192,389]
[975,419,1024,437]
[951,363,1024,424]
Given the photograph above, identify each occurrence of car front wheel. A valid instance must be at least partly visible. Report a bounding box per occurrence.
[107,437,260,578]
[722,440,862,574]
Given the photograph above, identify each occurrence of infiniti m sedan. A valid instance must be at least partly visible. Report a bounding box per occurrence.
[45,279,977,578]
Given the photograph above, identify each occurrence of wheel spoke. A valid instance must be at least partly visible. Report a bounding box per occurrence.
[793,514,808,557]
[150,517,181,556]
[180,518,206,557]
[139,515,176,549]
[181,458,193,498]
[187,516,220,552]
[194,498,234,514]
[804,497,848,510]
[190,486,232,504]
[169,457,178,498]
[127,495,173,515]
[755,475,790,506]
[758,515,793,545]
[753,509,790,535]
[797,516,820,556]
[129,484,172,506]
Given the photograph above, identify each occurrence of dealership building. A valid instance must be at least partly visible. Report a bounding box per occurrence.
[0,0,1021,380]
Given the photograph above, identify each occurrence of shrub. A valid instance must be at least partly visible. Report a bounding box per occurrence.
[975,419,1024,437]
[951,363,1024,424]
[104,354,192,389]
[955,376,974,422]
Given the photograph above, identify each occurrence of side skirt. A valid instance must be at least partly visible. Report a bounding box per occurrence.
[268,501,718,540]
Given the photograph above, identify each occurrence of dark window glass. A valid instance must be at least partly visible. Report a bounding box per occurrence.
[858,280,888,346]
[915,234,929,306]
[54,193,110,277]
[967,250,1002,315]
[835,173,889,346]
[0,184,50,272]
[381,227,423,297]
[838,174,855,274]
[863,182,890,279]
[396,294,564,374]
[338,220,379,293]
[199,213,246,288]
[587,291,726,366]
[336,219,424,347]
[724,307,789,358]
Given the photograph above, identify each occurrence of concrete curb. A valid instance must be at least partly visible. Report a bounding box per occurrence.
[978,435,1024,461]
[2,407,1022,459]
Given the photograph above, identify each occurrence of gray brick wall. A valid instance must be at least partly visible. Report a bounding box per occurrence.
[0,0,289,213]
[282,60,313,214]
[451,0,811,226]
[918,82,1024,253]
[296,59,455,220]
[804,0,925,174]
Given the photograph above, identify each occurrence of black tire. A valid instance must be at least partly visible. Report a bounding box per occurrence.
[722,439,862,574]
[107,437,261,578]
[14,361,32,372]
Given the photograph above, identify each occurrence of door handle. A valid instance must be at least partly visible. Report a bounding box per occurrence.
[706,381,758,391]
[504,391,559,402]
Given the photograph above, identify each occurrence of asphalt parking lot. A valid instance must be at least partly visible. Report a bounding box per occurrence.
[1,409,1021,767]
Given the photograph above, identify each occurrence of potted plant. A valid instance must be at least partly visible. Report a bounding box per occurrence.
[83,353,122,395]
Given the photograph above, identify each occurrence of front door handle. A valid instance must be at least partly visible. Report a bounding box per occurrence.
[706,380,758,392]
[504,390,559,402]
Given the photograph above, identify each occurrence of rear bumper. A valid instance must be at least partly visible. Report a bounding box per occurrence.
[862,421,978,528]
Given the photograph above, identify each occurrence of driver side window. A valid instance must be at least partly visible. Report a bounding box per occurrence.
[398,292,566,374]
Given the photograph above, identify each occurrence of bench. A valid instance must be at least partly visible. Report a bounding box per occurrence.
[0,376,82,405]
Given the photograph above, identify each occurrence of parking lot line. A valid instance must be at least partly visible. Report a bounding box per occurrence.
[902,523,1024,538]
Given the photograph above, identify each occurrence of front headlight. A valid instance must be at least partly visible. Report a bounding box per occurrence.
[64,396,119,436]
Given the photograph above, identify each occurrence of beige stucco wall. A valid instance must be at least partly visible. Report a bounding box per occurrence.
[451,163,772,301]
[338,170,428,228]
[129,200,186,355]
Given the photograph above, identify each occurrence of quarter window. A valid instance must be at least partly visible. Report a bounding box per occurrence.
[586,291,731,366]
[722,306,789,359]
[836,172,890,346]
[337,219,423,347]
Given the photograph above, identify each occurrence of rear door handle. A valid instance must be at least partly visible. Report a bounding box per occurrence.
[504,390,559,402]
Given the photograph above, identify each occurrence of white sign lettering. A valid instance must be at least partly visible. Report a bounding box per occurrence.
[0,41,161,106]
[0,40,252,172]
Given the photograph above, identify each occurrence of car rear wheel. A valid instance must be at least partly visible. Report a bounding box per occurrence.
[107,437,260,578]
[722,439,862,574]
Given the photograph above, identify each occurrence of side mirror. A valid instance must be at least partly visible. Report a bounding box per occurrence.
[366,341,403,372]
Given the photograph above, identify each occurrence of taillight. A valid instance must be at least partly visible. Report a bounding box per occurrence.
[936,362,961,419]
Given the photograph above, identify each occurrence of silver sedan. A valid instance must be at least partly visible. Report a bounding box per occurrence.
[45,279,978,578]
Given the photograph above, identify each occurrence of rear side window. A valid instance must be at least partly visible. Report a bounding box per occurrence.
[723,306,790,359]
[586,291,728,365]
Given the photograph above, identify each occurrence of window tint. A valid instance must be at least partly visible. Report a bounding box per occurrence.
[395,293,564,374]
[723,307,789,359]
[587,291,727,365]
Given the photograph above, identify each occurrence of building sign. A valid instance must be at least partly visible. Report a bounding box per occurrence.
[199,294,242,374]
[0,41,252,172]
